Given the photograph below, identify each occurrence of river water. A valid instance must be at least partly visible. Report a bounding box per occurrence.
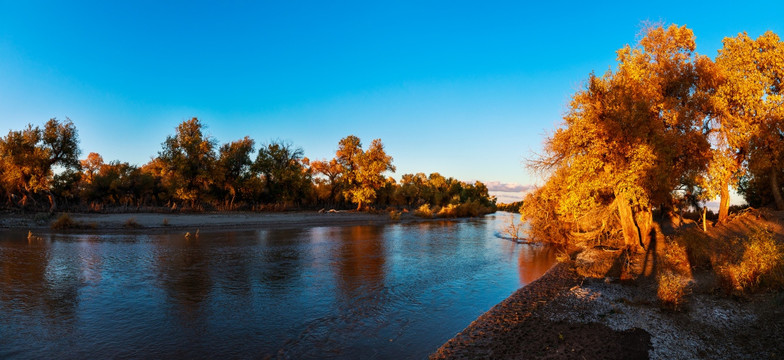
[0,212,555,359]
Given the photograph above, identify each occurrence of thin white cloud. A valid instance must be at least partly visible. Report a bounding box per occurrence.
[485,181,534,193]
[483,181,536,204]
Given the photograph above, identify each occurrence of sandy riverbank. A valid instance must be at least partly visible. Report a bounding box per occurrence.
[0,211,421,233]
[430,261,784,359]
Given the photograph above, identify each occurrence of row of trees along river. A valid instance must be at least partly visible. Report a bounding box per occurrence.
[522,24,784,250]
[0,118,496,214]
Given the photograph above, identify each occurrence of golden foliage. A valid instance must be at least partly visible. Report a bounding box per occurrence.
[524,24,713,249]
[715,228,784,294]
[657,271,690,311]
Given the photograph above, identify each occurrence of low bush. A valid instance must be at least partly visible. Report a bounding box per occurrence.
[51,213,77,229]
[414,204,433,218]
[716,227,784,294]
[388,210,401,220]
[437,204,459,218]
[657,270,690,310]
[658,239,691,276]
[123,217,143,229]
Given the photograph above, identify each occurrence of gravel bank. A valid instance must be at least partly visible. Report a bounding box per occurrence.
[431,262,784,359]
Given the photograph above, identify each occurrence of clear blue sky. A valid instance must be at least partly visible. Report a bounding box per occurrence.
[1,1,782,202]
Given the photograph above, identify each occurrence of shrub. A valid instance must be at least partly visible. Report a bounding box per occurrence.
[657,270,690,310]
[437,204,459,218]
[716,228,784,294]
[51,213,77,229]
[123,217,143,229]
[414,204,433,218]
[388,210,401,221]
[658,239,691,276]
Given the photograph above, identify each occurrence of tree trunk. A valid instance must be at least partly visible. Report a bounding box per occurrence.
[702,206,707,232]
[615,193,641,251]
[718,176,730,223]
[46,191,57,214]
[634,207,652,250]
[771,170,784,210]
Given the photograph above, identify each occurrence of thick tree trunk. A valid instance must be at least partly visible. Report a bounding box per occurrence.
[771,170,784,210]
[616,193,640,250]
[718,177,730,223]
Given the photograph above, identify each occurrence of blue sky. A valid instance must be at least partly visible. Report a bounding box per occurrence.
[1,1,782,202]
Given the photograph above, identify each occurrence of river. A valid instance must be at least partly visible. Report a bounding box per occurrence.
[0,212,555,359]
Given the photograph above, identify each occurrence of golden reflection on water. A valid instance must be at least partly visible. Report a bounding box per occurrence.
[0,214,556,359]
[334,226,386,298]
[518,246,557,285]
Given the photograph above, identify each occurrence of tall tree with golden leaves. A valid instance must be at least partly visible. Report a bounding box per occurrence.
[335,135,395,210]
[524,24,712,250]
[715,31,784,210]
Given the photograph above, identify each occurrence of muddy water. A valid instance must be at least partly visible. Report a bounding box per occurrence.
[0,212,555,359]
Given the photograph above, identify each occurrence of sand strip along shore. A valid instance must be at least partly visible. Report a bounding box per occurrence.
[431,261,784,359]
[0,211,417,233]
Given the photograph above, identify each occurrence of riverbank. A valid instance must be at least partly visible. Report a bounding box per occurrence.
[0,211,429,233]
[431,261,783,359]
[431,210,784,360]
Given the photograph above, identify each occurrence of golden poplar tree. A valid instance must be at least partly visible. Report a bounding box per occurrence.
[523,25,712,250]
[714,31,784,210]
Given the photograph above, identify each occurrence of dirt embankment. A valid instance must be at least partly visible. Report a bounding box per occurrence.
[432,210,784,359]
[0,211,414,233]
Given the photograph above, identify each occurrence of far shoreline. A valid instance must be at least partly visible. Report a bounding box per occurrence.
[0,210,502,234]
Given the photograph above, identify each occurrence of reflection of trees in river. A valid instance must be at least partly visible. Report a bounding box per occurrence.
[155,234,212,317]
[208,231,253,298]
[0,234,81,323]
[517,246,557,286]
[256,228,306,292]
[332,226,386,300]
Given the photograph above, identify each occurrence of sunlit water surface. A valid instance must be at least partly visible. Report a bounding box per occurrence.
[0,212,555,359]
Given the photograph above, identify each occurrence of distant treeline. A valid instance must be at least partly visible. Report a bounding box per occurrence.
[0,117,496,214]
[496,201,524,213]
[522,25,784,249]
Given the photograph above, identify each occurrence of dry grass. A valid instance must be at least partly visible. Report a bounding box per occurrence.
[657,239,691,276]
[50,213,96,230]
[437,204,459,218]
[676,230,713,269]
[715,227,784,294]
[414,204,434,218]
[123,217,144,229]
[657,270,690,310]
[51,213,78,229]
[388,210,401,221]
[413,201,493,219]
